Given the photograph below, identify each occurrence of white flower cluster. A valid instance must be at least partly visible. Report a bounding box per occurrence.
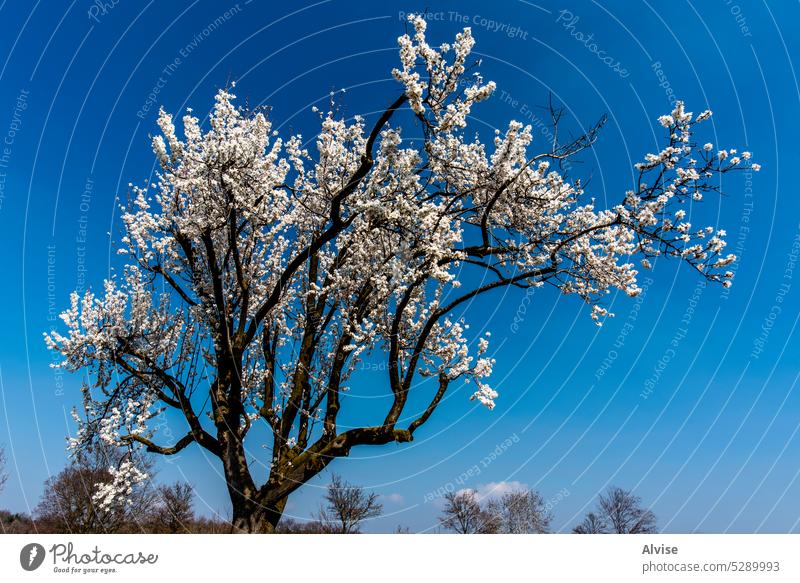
[618,100,758,299]
[93,459,149,510]
[416,318,498,408]
[393,14,495,129]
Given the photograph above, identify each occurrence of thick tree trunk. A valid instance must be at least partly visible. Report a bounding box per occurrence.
[219,422,287,533]
[230,496,286,533]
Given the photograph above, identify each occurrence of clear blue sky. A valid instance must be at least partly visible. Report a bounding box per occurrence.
[0,0,798,533]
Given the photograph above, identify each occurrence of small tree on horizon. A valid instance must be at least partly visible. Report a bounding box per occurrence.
[573,512,607,534]
[315,473,382,534]
[573,486,657,534]
[150,482,195,533]
[493,488,552,534]
[439,490,500,534]
[44,14,757,532]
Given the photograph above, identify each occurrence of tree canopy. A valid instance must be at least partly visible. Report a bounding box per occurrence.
[45,14,756,532]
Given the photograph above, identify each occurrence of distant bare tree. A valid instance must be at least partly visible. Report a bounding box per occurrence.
[573,487,657,534]
[495,489,552,533]
[315,473,383,533]
[600,487,657,533]
[34,447,155,533]
[0,446,7,494]
[572,512,608,534]
[150,482,195,533]
[439,490,500,534]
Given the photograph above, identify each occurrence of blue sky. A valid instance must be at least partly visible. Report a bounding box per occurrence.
[0,0,798,533]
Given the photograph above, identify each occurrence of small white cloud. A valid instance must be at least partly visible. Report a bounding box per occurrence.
[383,493,404,504]
[474,481,528,501]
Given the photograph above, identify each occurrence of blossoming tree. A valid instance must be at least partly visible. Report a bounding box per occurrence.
[45,15,757,532]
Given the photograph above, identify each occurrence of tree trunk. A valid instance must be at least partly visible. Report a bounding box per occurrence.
[230,496,286,533]
[219,425,287,533]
